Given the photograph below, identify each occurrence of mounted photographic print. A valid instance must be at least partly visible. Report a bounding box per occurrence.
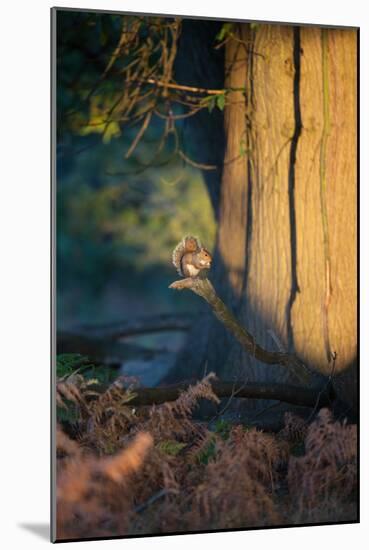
[51,7,359,542]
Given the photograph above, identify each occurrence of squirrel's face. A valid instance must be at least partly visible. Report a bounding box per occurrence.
[199,249,212,268]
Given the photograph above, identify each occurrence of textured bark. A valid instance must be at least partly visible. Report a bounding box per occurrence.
[169,23,357,409]
[221,26,356,403]
[291,28,357,405]
[212,25,297,387]
[216,24,249,304]
[291,29,327,373]
[324,30,357,405]
[236,25,297,384]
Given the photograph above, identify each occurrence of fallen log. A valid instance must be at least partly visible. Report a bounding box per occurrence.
[60,312,194,342]
[128,379,334,408]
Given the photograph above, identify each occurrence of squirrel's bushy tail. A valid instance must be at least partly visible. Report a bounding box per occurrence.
[172,235,201,276]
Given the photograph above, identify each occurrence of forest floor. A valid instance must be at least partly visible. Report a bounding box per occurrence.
[56,360,358,541]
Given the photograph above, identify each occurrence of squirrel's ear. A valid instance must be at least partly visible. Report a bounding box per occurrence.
[185,235,200,251]
[193,236,202,248]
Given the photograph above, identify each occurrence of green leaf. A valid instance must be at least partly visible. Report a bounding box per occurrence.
[214,418,231,440]
[79,97,121,143]
[197,437,217,465]
[207,96,216,113]
[157,440,186,456]
[215,22,234,42]
[102,121,121,143]
[216,94,226,111]
[56,353,91,378]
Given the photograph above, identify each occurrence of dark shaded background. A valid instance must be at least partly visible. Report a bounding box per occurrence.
[57,11,218,384]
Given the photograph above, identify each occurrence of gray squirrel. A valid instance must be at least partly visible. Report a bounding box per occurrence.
[172,235,212,278]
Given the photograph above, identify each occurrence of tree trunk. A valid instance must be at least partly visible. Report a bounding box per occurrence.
[169,23,357,410]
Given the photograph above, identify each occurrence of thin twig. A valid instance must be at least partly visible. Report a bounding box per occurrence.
[125,110,153,158]
[134,489,168,514]
[208,378,249,424]
[133,78,226,95]
[177,150,218,171]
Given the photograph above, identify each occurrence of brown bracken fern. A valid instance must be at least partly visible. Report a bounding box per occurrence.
[288,408,357,521]
[56,373,357,539]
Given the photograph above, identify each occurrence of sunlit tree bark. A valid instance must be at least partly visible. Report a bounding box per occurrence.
[171,23,357,410]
